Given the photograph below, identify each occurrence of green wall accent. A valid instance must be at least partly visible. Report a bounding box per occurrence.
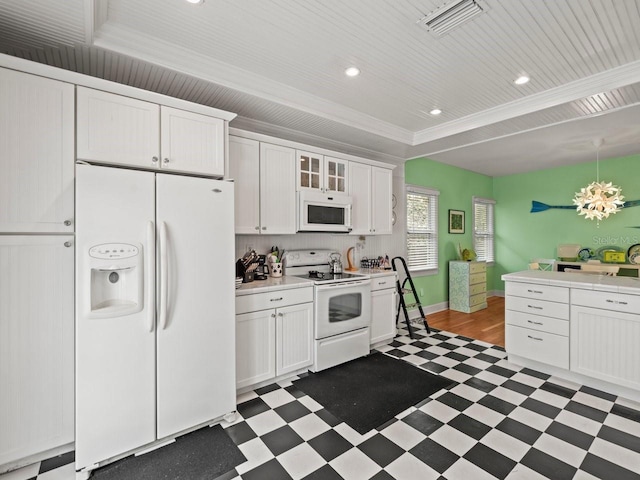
[493,154,640,290]
[405,158,494,306]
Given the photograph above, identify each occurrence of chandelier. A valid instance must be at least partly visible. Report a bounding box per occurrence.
[573,138,624,221]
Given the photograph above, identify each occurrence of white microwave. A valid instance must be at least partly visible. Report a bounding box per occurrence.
[298,191,353,233]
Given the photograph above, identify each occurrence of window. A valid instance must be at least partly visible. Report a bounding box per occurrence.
[406,185,439,273]
[473,197,495,265]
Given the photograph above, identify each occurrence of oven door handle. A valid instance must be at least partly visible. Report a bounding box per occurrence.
[316,279,371,290]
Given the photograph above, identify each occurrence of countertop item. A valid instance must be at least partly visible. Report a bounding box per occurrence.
[502,270,640,295]
[235,275,314,296]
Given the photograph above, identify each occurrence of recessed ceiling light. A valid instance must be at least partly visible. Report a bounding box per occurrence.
[345,67,360,77]
[430,108,442,115]
[514,75,530,85]
[185,0,204,4]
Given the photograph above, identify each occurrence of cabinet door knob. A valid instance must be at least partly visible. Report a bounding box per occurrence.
[262,226,267,230]
[152,156,159,163]
[163,157,170,164]
[255,226,260,230]
[63,219,72,226]
[64,241,72,247]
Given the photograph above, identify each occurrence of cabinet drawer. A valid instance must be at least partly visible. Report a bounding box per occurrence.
[470,283,486,295]
[506,296,569,320]
[469,262,486,274]
[470,292,487,307]
[571,289,640,315]
[469,272,486,285]
[506,310,569,336]
[506,325,569,369]
[506,282,569,303]
[236,287,313,314]
[371,275,396,291]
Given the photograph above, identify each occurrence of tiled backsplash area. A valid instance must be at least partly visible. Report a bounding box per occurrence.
[235,172,406,266]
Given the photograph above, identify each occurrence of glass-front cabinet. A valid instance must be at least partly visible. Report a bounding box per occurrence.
[297,150,348,194]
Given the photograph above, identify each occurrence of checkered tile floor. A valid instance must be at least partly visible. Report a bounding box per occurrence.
[4,324,640,480]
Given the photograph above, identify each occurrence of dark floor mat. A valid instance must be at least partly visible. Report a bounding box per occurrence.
[92,424,246,480]
[293,352,455,434]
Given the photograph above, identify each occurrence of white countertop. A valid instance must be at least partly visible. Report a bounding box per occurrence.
[502,270,640,295]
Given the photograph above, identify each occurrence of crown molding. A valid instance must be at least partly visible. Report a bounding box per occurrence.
[92,23,415,145]
[412,59,640,145]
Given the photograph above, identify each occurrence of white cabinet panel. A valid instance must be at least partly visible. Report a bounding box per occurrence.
[348,162,372,235]
[76,87,160,169]
[260,143,296,234]
[0,236,74,466]
[0,68,74,233]
[370,288,396,345]
[276,303,313,376]
[506,325,569,369]
[371,167,393,235]
[160,106,224,176]
[236,310,276,389]
[229,136,260,234]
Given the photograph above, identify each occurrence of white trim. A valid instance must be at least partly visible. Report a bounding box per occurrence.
[229,127,397,170]
[406,184,440,196]
[472,196,496,205]
[0,53,237,121]
[412,59,640,145]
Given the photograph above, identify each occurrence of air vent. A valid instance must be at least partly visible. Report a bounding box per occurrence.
[418,0,484,37]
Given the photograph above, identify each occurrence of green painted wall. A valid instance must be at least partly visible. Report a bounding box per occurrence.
[405,153,640,307]
[405,158,494,306]
[493,154,640,289]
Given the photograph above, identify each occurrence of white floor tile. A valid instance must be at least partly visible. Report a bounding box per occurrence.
[236,390,258,404]
[288,413,331,441]
[236,437,274,475]
[532,432,588,468]
[529,388,572,408]
[604,411,640,437]
[555,410,602,436]
[464,357,493,370]
[504,463,550,480]
[480,429,530,462]
[572,391,614,412]
[464,403,506,428]
[329,448,382,480]
[418,399,460,423]
[380,419,427,450]
[510,372,546,389]
[0,464,40,480]
[442,457,498,480]
[431,356,459,368]
[588,437,640,474]
[508,406,554,432]
[449,383,487,403]
[476,370,508,386]
[402,354,429,366]
[244,410,287,436]
[259,388,297,409]
[398,344,421,354]
[385,452,441,480]
[333,423,376,446]
[33,464,73,480]
[297,395,324,412]
[440,368,472,384]
[492,386,527,406]
[276,443,326,480]
[429,424,477,456]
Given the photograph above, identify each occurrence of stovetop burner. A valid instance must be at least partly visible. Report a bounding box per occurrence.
[295,271,366,283]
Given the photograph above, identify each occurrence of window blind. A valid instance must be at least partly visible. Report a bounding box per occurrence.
[406,185,439,272]
[473,197,495,264]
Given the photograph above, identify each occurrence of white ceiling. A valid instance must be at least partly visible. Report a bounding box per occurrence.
[1,0,640,176]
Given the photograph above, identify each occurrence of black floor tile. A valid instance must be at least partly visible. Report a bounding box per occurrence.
[402,410,444,436]
[611,403,640,423]
[463,443,516,480]
[254,383,280,396]
[388,340,404,348]
[307,429,353,462]
[464,377,497,393]
[431,334,450,341]
[410,438,459,474]
[411,340,429,349]
[565,400,608,423]
[597,425,640,453]
[369,470,396,480]
[274,400,312,423]
[421,362,448,374]
[540,381,577,399]
[302,464,344,480]
[486,364,517,378]
[242,458,293,480]
[579,385,617,402]
[39,451,75,474]
[224,421,257,445]
[455,335,475,342]
[215,468,238,480]
[315,408,341,427]
[453,363,482,376]
[496,417,543,445]
[358,434,405,467]
[284,385,306,398]
[448,414,491,441]
[465,343,488,352]
[501,379,536,397]
[445,351,470,362]
[520,367,550,380]
[415,350,438,361]
[520,397,561,419]
[438,342,459,351]
[580,452,640,480]
[386,348,410,358]
[478,395,517,416]
[260,425,304,456]
[436,391,473,412]
[475,352,501,363]
[237,397,271,419]
[520,448,576,480]
[546,421,594,450]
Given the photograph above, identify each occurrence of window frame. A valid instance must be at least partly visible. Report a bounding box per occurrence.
[473,196,496,266]
[405,184,440,275]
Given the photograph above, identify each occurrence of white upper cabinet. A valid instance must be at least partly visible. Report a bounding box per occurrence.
[77,87,225,176]
[261,143,297,234]
[0,68,74,233]
[349,163,393,235]
[296,151,347,194]
[229,136,260,234]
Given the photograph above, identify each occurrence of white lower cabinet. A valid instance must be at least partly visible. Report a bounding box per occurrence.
[0,236,74,468]
[236,287,313,389]
[370,274,397,346]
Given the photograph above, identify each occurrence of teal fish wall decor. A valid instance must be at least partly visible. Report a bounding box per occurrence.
[531,199,640,213]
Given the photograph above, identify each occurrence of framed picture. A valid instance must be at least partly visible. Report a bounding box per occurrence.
[448,209,465,234]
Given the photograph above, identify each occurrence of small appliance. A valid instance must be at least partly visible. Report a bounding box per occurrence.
[298,191,353,233]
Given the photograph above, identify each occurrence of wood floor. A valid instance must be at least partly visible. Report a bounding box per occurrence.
[422,296,505,347]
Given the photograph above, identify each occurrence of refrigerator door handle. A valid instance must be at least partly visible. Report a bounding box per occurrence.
[159,221,168,330]
[147,220,156,332]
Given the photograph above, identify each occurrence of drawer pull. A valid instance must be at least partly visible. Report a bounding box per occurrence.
[527,320,543,325]
[270,297,283,302]
[527,335,543,341]
[527,304,543,310]
[527,289,543,294]
[379,281,387,285]
[606,299,628,305]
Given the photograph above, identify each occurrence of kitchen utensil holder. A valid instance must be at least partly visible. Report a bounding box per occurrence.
[270,262,283,277]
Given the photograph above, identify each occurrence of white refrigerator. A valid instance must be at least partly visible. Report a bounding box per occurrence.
[75,164,235,472]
